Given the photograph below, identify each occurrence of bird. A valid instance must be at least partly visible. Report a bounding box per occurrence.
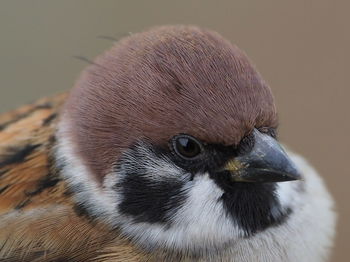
[0,25,336,262]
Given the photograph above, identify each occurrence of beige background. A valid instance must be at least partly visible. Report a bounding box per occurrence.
[0,1,348,261]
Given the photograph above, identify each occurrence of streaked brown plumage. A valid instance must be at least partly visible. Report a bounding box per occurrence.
[0,94,150,261]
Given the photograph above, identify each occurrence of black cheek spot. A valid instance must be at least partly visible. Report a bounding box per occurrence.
[117,174,187,224]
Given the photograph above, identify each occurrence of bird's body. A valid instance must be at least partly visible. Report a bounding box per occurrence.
[0,26,335,261]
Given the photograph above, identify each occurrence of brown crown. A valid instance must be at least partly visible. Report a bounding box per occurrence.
[62,25,278,180]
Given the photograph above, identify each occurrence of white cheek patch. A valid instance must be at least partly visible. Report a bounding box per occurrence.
[55,120,120,226]
[117,174,243,253]
[171,174,244,247]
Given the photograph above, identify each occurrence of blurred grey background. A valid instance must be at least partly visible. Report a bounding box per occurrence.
[0,1,348,261]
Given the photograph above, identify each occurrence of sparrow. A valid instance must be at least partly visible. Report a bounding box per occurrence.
[0,25,336,262]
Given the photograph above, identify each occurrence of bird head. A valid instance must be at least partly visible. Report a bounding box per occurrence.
[56,25,302,255]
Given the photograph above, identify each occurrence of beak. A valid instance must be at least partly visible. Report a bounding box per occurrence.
[223,129,302,183]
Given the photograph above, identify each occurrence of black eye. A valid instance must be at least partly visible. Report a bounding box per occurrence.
[171,135,203,160]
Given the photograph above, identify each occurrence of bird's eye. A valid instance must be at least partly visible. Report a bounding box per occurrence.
[171,135,203,160]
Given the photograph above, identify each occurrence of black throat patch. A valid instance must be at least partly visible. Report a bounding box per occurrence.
[116,143,189,225]
[211,171,291,236]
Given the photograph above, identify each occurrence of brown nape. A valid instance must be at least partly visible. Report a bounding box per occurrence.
[63,25,278,180]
